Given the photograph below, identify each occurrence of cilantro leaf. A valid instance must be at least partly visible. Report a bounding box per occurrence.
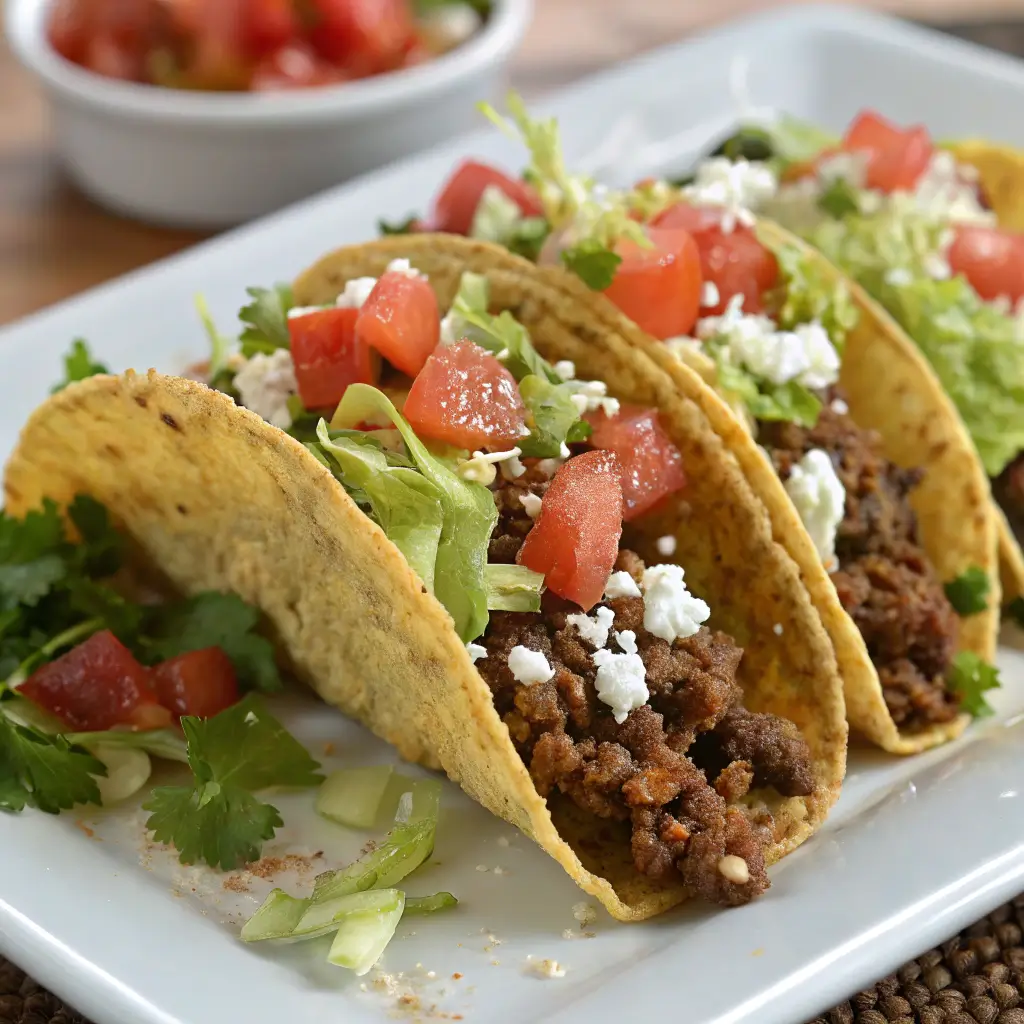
[560,239,622,291]
[239,285,293,357]
[143,695,322,869]
[518,374,587,458]
[144,785,283,871]
[506,217,550,262]
[145,593,282,693]
[51,340,109,394]
[948,651,1001,718]
[818,178,861,219]
[944,566,991,616]
[709,126,776,163]
[378,214,420,236]
[0,714,105,814]
[68,495,122,578]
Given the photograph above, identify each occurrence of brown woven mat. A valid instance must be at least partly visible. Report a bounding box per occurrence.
[0,895,1021,1024]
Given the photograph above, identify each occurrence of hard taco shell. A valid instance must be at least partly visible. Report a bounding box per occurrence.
[528,221,998,754]
[3,237,846,921]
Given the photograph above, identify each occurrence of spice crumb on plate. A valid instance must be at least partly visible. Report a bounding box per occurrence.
[525,956,567,979]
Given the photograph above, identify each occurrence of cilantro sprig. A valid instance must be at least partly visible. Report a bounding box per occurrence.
[948,651,1001,718]
[52,340,108,394]
[944,566,991,617]
[144,695,322,869]
[238,285,294,357]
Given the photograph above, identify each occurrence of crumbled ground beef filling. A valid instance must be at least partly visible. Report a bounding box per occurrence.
[759,399,961,731]
[476,474,815,907]
[993,453,1024,542]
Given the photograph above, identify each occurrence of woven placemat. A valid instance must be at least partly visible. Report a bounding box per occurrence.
[0,894,1020,1023]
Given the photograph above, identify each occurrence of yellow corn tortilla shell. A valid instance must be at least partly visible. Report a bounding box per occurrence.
[526,223,998,754]
[4,239,846,922]
[946,140,1024,607]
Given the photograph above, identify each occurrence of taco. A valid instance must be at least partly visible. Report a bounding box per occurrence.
[4,238,847,921]
[688,109,1024,609]
[395,97,1002,753]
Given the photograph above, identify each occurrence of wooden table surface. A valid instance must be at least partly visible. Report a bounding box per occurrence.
[2,0,1021,326]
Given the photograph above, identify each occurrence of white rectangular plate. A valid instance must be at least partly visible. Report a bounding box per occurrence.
[2,6,1023,1024]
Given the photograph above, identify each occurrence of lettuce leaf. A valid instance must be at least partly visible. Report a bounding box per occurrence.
[485,564,544,612]
[707,345,822,428]
[772,242,859,353]
[331,387,497,642]
[518,374,590,457]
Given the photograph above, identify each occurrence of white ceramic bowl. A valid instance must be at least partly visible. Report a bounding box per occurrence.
[5,0,532,228]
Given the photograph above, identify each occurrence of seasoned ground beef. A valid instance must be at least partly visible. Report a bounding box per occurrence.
[759,400,961,731]
[475,493,815,907]
[994,453,1024,541]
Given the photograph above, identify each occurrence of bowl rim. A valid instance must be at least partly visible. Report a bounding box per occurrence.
[5,0,532,126]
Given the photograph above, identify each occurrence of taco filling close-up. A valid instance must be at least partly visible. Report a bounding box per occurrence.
[5,240,847,921]
[391,97,1002,753]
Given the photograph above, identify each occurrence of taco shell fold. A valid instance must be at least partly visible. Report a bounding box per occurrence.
[3,238,847,921]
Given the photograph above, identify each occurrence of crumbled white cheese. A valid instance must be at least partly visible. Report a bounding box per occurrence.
[773,623,784,636]
[553,360,576,381]
[470,184,523,244]
[536,458,565,478]
[566,606,615,649]
[520,492,543,519]
[419,1,482,51]
[499,454,527,481]
[525,957,566,979]
[466,642,488,663]
[562,377,620,418]
[701,281,721,309]
[884,266,914,287]
[655,535,677,557]
[684,157,778,232]
[457,447,524,485]
[830,397,849,415]
[698,297,840,390]
[641,564,711,644]
[717,855,750,884]
[912,150,996,227]
[604,571,641,600]
[558,442,571,459]
[783,448,846,570]
[287,304,325,319]
[508,646,555,686]
[816,150,868,190]
[233,349,298,430]
[335,276,379,309]
[385,257,422,278]
[572,902,597,926]
[592,630,648,724]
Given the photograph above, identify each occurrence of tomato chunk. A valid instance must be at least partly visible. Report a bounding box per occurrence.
[243,0,297,57]
[152,647,240,720]
[252,42,351,90]
[355,271,440,376]
[518,450,624,611]
[403,341,527,450]
[602,226,702,339]
[586,405,686,521]
[20,630,171,732]
[288,307,378,411]
[948,226,1024,304]
[307,0,416,75]
[431,160,544,236]
[840,110,933,193]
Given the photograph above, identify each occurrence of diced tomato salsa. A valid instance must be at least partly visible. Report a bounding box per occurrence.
[404,341,528,450]
[20,630,172,733]
[356,271,440,377]
[45,0,485,91]
[152,647,241,720]
[289,307,379,411]
[518,450,624,611]
[586,406,686,521]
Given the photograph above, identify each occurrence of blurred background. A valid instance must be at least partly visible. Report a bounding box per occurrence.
[3,0,1024,323]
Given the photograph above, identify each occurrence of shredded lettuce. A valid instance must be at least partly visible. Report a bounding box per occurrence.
[316,765,394,829]
[772,243,859,353]
[331,387,496,642]
[517,374,590,456]
[708,353,822,428]
[485,564,544,612]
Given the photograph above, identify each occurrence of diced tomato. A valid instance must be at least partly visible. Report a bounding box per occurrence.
[586,405,686,521]
[948,226,1024,304]
[307,0,416,76]
[652,203,779,315]
[431,160,544,236]
[602,226,702,339]
[19,630,172,733]
[518,450,624,611]
[839,110,933,193]
[243,0,297,56]
[355,271,440,376]
[47,0,95,63]
[251,41,351,90]
[288,307,378,411]
[152,647,240,720]
[404,341,527,450]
